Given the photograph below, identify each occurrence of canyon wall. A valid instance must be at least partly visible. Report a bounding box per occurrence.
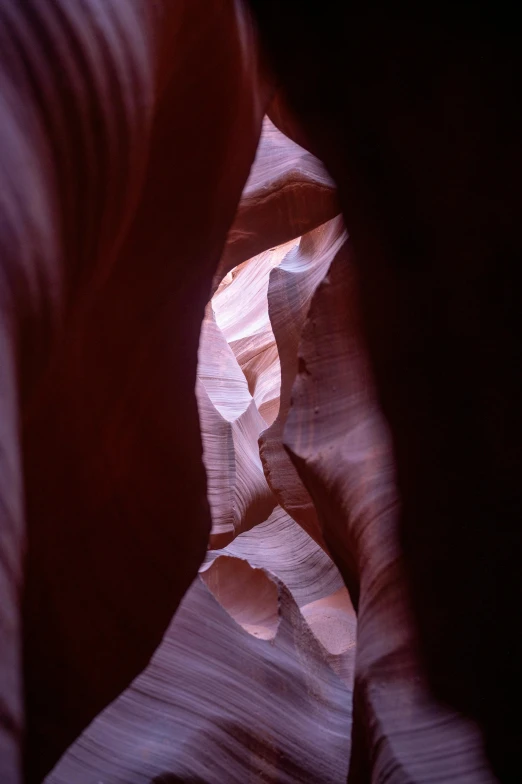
[47,107,494,783]
[46,114,358,784]
[1,4,513,781]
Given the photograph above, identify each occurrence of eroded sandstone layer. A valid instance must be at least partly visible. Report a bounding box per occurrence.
[46,115,357,783]
[246,5,522,779]
[46,88,501,781]
[285,243,494,783]
[13,3,270,781]
[3,4,517,784]
[48,574,352,784]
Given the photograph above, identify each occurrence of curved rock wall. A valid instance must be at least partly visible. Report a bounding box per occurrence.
[197,304,276,548]
[246,5,522,778]
[259,217,346,550]
[48,575,352,784]
[46,112,357,783]
[46,91,496,780]
[15,2,271,780]
[285,244,494,783]
[213,115,339,291]
[6,5,506,778]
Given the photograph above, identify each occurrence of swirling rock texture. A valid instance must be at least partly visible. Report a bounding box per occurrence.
[47,572,352,784]
[246,4,522,780]
[45,72,357,784]
[285,244,495,782]
[259,216,347,550]
[3,3,516,783]
[48,505,356,783]
[211,242,289,428]
[195,65,507,777]
[47,499,357,784]
[1,2,271,781]
[203,506,357,686]
[197,115,342,551]
[196,303,276,548]
[47,237,359,783]
[213,115,339,291]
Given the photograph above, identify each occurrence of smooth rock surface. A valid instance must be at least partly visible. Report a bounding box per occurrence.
[259,217,347,550]
[47,565,352,784]
[203,504,357,685]
[197,305,276,547]
[246,5,522,776]
[285,244,496,783]
[214,116,339,291]
[212,241,294,427]
[1,2,271,779]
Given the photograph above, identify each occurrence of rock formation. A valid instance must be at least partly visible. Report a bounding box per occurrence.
[204,506,357,686]
[4,3,272,781]
[197,115,344,554]
[48,504,356,783]
[43,93,499,784]
[45,97,358,784]
[47,571,352,784]
[259,216,346,550]
[213,116,339,291]
[196,304,276,548]
[212,243,288,428]
[246,5,522,778]
[285,243,495,782]
[1,3,516,782]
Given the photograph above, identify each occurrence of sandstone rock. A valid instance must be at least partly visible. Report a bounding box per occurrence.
[197,305,276,548]
[212,242,294,427]
[285,243,495,782]
[259,217,346,549]
[11,2,271,779]
[203,504,357,685]
[245,6,522,775]
[213,116,339,292]
[47,545,353,784]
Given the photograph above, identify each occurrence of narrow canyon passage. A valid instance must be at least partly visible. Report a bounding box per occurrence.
[46,116,494,784]
[46,116,357,784]
[2,4,519,783]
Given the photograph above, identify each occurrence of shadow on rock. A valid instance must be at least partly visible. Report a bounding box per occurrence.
[150,775,205,784]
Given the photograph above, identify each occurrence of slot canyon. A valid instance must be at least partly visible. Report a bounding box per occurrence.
[1,2,521,783]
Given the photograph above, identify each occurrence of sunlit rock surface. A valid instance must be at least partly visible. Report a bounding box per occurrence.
[259,217,346,550]
[5,2,517,783]
[47,575,352,784]
[203,505,357,686]
[214,116,339,290]
[212,243,291,428]
[46,114,356,783]
[48,504,356,784]
[197,304,276,548]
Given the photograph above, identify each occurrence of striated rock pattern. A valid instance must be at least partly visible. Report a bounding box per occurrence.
[47,504,356,783]
[47,574,352,784]
[197,304,276,548]
[259,216,345,550]
[205,506,344,608]
[203,505,357,686]
[48,100,494,781]
[214,116,339,290]
[45,108,361,782]
[246,5,522,777]
[1,2,272,780]
[4,2,512,779]
[285,244,495,782]
[212,242,293,427]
